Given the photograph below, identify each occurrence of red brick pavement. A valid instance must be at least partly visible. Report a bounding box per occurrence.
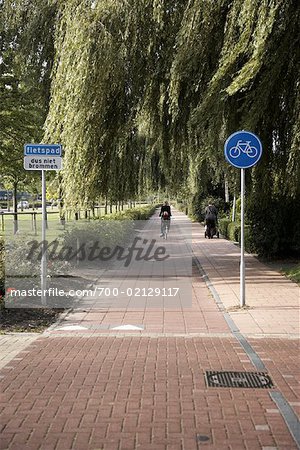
[1,336,299,450]
[0,209,299,450]
[47,262,230,336]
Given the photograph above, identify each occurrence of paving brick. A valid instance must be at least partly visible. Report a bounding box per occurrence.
[71,431,91,449]
[0,211,299,450]
[0,433,14,450]
[119,437,137,450]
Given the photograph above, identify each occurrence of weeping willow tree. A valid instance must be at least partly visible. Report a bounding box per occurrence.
[45,0,151,207]
[0,0,56,224]
[44,0,299,197]
[167,0,300,254]
[44,0,188,207]
[169,0,299,190]
[3,0,299,254]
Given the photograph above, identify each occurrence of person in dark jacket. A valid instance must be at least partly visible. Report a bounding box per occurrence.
[205,203,218,227]
[205,203,218,238]
[159,201,172,236]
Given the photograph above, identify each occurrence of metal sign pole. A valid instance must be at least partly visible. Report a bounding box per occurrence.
[41,169,47,305]
[224,130,262,309]
[23,144,63,306]
[240,168,245,307]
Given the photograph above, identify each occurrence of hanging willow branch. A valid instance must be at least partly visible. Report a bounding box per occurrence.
[40,0,300,208]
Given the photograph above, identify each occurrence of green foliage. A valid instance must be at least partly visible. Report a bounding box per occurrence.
[0,0,55,194]
[281,265,300,285]
[227,222,240,242]
[243,226,253,254]
[44,0,300,208]
[218,218,230,238]
[191,195,225,222]
[218,220,252,253]
[62,221,129,259]
[2,1,299,257]
[98,205,157,221]
[246,194,300,258]
[221,193,300,258]
[176,202,189,215]
[0,238,4,299]
[233,198,241,222]
[61,204,157,267]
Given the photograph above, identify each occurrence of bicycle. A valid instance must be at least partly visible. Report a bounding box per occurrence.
[229,140,258,159]
[161,219,170,240]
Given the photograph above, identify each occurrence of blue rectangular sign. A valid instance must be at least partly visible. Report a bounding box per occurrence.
[24,144,62,157]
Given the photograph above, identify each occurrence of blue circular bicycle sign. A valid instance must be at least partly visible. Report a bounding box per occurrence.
[224,130,262,169]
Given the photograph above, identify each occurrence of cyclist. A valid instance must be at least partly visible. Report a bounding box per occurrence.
[159,201,172,236]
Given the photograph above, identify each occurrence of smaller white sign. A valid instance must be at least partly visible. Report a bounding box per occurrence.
[24,156,63,171]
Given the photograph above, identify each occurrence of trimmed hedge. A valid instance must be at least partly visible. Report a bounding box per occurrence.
[0,205,158,301]
[281,265,300,284]
[0,238,4,305]
[228,222,240,242]
[63,204,157,261]
[98,204,157,221]
[218,218,230,238]
[176,202,189,216]
[247,194,300,257]
[219,219,252,250]
[219,219,240,242]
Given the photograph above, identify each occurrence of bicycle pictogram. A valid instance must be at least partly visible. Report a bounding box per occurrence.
[229,140,258,159]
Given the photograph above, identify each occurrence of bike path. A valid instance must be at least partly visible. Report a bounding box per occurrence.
[44,212,230,336]
[0,208,299,450]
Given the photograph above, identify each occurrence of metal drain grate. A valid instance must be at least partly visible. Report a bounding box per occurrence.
[205,371,274,389]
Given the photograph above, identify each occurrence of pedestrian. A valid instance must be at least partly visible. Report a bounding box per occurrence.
[205,202,218,232]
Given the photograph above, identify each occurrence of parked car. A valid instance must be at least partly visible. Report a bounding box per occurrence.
[17,200,29,209]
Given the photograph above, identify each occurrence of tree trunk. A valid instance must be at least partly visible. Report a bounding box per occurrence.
[232,195,236,222]
[7,190,11,212]
[58,180,65,224]
[225,178,229,203]
[13,182,18,234]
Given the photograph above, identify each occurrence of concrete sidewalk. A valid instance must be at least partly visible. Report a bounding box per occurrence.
[0,209,299,450]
